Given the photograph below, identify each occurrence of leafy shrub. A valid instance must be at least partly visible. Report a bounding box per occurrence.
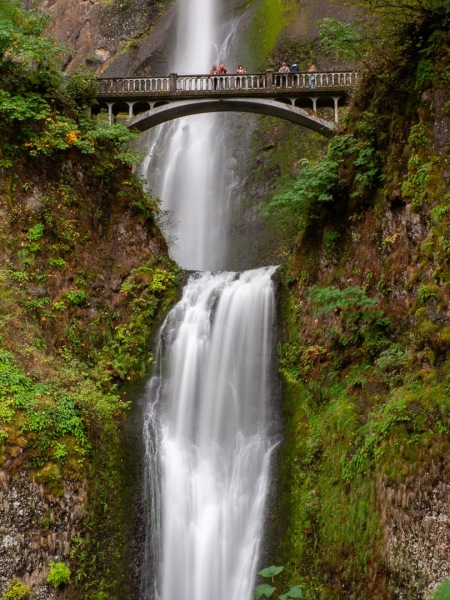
[48,257,67,270]
[47,562,71,587]
[307,285,390,357]
[262,134,378,230]
[0,579,31,600]
[318,18,366,62]
[27,223,44,241]
[417,284,439,303]
[65,289,87,306]
[307,285,377,315]
[374,343,408,386]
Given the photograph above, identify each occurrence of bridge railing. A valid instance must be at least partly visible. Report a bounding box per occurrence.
[99,77,171,94]
[97,71,358,96]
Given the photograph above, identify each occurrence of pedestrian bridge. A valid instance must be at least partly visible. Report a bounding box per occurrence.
[95,71,358,137]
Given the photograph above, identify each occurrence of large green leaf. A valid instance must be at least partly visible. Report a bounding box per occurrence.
[432,579,450,600]
[254,583,276,600]
[279,584,304,599]
[258,565,285,579]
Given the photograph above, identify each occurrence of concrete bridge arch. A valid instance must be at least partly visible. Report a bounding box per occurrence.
[123,97,337,137]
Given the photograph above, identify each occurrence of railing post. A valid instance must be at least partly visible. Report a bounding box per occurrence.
[170,73,177,93]
[265,70,274,91]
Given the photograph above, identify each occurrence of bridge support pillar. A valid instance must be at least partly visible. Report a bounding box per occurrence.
[309,96,318,113]
[170,73,177,93]
[332,96,341,122]
[106,103,114,126]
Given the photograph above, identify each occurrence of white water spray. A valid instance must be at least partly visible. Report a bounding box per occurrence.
[142,269,278,600]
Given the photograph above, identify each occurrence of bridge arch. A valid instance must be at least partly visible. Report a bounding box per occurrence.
[128,97,336,137]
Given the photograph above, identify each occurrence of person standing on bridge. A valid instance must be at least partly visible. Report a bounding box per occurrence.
[210,64,219,90]
[235,64,246,89]
[218,63,228,90]
[278,61,290,88]
[309,64,318,89]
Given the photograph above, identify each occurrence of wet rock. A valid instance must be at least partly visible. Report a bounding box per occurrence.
[0,471,87,599]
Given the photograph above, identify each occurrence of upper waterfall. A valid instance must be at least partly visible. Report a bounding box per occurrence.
[173,0,217,72]
[139,0,248,271]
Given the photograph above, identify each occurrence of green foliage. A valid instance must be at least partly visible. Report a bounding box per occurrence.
[240,0,292,70]
[307,286,390,361]
[65,289,87,306]
[262,134,378,231]
[0,2,136,166]
[0,579,31,600]
[48,257,67,270]
[340,398,411,482]
[307,285,377,315]
[258,566,285,579]
[130,189,159,219]
[61,68,98,104]
[47,562,71,587]
[323,230,340,255]
[415,58,435,89]
[318,18,367,62]
[255,583,277,600]
[432,578,450,600]
[255,567,303,600]
[0,348,128,468]
[279,587,304,600]
[374,343,408,387]
[27,223,44,241]
[94,264,180,380]
[417,283,439,303]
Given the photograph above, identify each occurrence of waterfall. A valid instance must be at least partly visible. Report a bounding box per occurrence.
[142,269,278,600]
[138,0,279,597]
[139,1,251,272]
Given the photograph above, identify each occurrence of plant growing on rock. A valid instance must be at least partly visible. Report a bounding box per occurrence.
[47,562,71,587]
[0,579,31,600]
[255,566,304,600]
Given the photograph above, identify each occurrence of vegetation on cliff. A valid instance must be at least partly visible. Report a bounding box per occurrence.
[0,2,179,597]
[263,0,450,598]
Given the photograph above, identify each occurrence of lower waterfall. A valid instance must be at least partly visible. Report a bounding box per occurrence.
[141,267,279,600]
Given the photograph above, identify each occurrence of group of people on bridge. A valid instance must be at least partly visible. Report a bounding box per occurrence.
[208,61,319,90]
[278,61,318,88]
[210,63,247,89]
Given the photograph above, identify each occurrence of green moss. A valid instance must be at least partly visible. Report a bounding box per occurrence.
[240,0,297,70]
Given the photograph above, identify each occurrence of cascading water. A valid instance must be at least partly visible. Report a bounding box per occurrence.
[142,269,278,600]
[139,2,252,271]
[139,0,279,598]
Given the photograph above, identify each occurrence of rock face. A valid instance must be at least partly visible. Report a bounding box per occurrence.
[0,470,86,598]
[380,464,450,599]
[41,0,357,76]
[41,0,169,73]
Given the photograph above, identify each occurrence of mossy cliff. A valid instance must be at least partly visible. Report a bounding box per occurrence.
[265,8,450,600]
[0,5,179,598]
